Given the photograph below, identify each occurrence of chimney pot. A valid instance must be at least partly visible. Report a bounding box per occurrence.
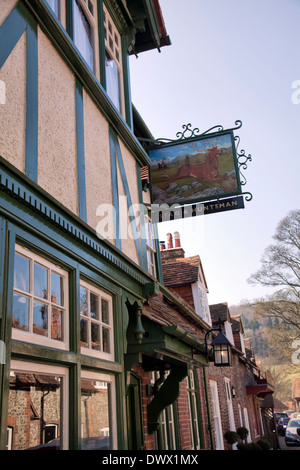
[174,231,181,248]
[160,241,166,251]
[166,233,173,249]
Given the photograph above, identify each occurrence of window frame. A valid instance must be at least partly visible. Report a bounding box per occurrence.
[144,215,156,277]
[81,369,117,449]
[186,369,201,450]
[73,0,96,71]
[79,278,114,361]
[102,3,125,115]
[9,360,69,450]
[12,244,69,350]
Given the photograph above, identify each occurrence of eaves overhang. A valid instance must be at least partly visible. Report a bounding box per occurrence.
[246,383,275,398]
[127,0,171,54]
[126,316,209,369]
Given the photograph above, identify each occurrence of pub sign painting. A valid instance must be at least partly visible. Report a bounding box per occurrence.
[149,131,241,206]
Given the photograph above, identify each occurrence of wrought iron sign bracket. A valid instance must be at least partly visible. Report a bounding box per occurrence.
[139,120,253,203]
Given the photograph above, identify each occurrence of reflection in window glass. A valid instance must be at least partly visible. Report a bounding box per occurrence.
[13,246,68,346]
[73,0,94,70]
[52,307,63,341]
[102,327,110,353]
[91,322,100,351]
[90,292,99,320]
[33,301,48,336]
[101,299,109,324]
[80,286,88,316]
[14,253,30,292]
[105,51,120,111]
[8,370,64,450]
[81,378,111,450]
[12,293,29,331]
[51,272,63,306]
[34,263,48,300]
[80,282,113,359]
[47,0,59,17]
[80,318,88,347]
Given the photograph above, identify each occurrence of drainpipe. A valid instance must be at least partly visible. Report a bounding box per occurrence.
[203,367,215,450]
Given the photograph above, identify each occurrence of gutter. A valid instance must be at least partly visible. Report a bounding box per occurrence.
[162,325,206,355]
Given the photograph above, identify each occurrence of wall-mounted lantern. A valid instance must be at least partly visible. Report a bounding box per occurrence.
[205,325,232,367]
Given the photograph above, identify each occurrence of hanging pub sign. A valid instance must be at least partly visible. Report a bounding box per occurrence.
[148,121,252,209]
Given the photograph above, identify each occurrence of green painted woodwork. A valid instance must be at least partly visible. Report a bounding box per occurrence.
[25,12,38,182]
[147,366,187,434]
[126,372,144,450]
[75,78,88,222]
[0,156,152,291]
[97,0,106,89]
[0,3,27,67]
[0,227,15,449]
[0,2,38,183]
[0,151,160,449]
[65,0,74,39]
[203,366,215,450]
[186,369,204,449]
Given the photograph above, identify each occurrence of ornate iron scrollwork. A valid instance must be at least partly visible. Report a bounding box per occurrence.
[234,134,253,200]
[150,119,244,145]
[138,119,253,201]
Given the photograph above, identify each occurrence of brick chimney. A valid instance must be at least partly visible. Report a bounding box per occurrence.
[160,232,185,263]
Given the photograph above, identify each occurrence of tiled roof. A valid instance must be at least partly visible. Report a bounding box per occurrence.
[162,255,200,287]
[143,291,207,341]
[231,315,244,333]
[209,303,230,323]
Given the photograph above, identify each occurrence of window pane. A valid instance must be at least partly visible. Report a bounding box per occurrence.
[105,51,120,111]
[12,293,29,331]
[80,286,88,316]
[34,263,48,300]
[46,0,59,16]
[14,253,30,292]
[51,272,63,306]
[91,322,100,351]
[80,318,88,347]
[33,301,48,336]
[81,379,111,449]
[102,327,110,353]
[101,298,109,324]
[8,370,64,450]
[52,307,63,341]
[74,0,94,70]
[90,292,99,320]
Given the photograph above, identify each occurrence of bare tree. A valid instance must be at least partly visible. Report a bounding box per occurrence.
[247,209,300,338]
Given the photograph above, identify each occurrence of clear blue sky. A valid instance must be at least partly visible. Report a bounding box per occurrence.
[129,0,300,306]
